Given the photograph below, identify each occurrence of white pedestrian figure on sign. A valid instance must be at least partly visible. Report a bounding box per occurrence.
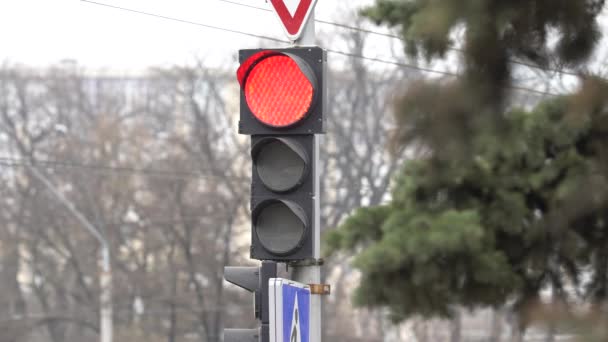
[290,294,302,342]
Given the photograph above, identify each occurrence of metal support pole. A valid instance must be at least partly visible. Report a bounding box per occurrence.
[296,11,316,47]
[292,15,322,342]
[25,162,113,342]
[100,246,113,342]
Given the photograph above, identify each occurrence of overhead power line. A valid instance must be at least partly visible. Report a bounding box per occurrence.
[327,50,560,96]
[0,157,380,193]
[215,0,585,79]
[215,0,404,39]
[0,157,246,181]
[79,0,559,97]
[80,0,290,44]
[326,49,457,78]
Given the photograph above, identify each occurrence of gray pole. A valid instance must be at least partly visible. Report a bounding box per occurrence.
[292,12,322,342]
[297,11,316,46]
[100,248,113,342]
[25,163,113,342]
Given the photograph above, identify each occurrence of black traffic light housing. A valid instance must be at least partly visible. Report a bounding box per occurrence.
[223,262,277,342]
[250,135,315,261]
[227,45,326,342]
[224,261,277,322]
[238,47,327,135]
[238,46,325,262]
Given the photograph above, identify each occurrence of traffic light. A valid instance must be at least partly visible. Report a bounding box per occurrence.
[224,262,277,342]
[237,47,326,261]
[237,47,326,135]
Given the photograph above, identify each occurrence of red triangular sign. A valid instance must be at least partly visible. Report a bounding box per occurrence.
[270,0,318,41]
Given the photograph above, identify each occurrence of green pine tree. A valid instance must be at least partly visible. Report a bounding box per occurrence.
[326,0,608,334]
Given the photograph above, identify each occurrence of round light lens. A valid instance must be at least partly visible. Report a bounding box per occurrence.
[254,139,307,192]
[255,201,306,255]
[245,55,314,127]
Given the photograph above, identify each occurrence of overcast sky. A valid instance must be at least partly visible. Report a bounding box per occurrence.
[0,0,374,71]
[2,0,606,91]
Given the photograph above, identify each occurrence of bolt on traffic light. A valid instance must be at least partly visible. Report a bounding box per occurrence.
[237,47,326,261]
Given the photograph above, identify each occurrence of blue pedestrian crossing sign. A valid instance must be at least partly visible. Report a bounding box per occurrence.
[269,278,311,342]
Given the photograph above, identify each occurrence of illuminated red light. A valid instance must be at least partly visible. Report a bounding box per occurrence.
[244,55,314,127]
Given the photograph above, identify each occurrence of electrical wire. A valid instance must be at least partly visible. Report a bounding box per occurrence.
[79,0,291,44]
[329,49,560,96]
[216,0,586,79]
[0,157,380,193]
[79,0,560,97]
[0,157,246,181]
[215,0,403,39]
[326,48,457,77]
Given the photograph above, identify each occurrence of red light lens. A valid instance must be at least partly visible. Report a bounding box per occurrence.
[245,55,314,127]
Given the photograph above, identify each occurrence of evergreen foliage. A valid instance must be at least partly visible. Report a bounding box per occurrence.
[362,0,604,101]
[326,0,608,327]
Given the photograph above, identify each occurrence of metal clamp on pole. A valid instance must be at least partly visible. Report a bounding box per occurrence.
[308,284,331,295]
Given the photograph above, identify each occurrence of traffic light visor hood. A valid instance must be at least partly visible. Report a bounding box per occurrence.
[237,50,317,128]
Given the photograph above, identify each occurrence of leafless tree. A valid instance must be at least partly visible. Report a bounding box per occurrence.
[0,62,251,342]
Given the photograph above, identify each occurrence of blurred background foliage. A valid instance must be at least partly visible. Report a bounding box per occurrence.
[327,0,608,340]
[0,8,408,339]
